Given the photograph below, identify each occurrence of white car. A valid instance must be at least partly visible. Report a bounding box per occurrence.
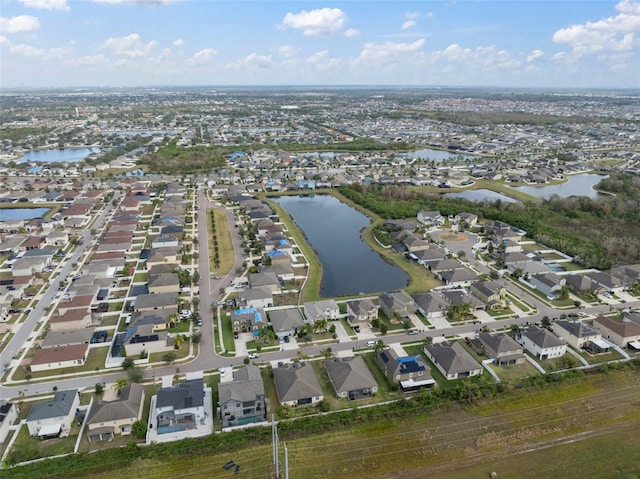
[219,368,226,377]
[248,353,259,359]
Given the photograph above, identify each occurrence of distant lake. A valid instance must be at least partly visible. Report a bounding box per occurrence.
[444,189,518,203]
[19,147,101,163]
[275,195,409,297]
[510,174,607,199]
[0,208,50,221]
[407,148,475,162]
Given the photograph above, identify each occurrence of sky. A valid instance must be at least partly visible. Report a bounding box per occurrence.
[1,0,639,89]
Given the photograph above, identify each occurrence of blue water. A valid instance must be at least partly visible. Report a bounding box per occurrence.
[19,148,101,163]
[0,208,50,221]
[158,424,186,434]
[407,148,475,162]
[510,174,607,199]
[275,195,409,297]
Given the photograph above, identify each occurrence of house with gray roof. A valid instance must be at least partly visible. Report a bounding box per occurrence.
[273,362,324,407]
[346,298,378,324]
[303,299,340,324]
[269,308,305,338]
[236,287,273,310]
[423,342,483,380]
[375,349,434,390]
[478,332,525,366]
[218,365,266,428]
[470,280,507,309]
[134,292,178,312]
[529,272,565,299]
[26,389,80,438]
[411,292,449,319]
[154,378,210,438]
[0,401,18,445]
[439,268,481,287]
[516,326,566,360]
[552,320,608,353]
[417,210,444,226]
[249,272,281,292]
[378,290,416,320]
[86,383,145,442]
[324,357,378,400]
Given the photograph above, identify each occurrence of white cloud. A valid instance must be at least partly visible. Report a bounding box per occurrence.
[238,53,273,69]
[527,49,544,62]
[172,38,184,47]
[281,8,347,36]
[45,46,73,61]
[18,0,70,11]
[10,43,45,57]
[278,45,298,58]
[358,39,425,64]
[431,43,522,72]
[401,20,416,30]
[552,0,640,56]
[188,48,216,65]
[0,15,41,33]
[0,36,11,46]
[93,0,175,5]
[71,53,109,66]
[344,28,360,37]
[405,12,420,20]
[306,50,341,71]
[104,33,156,58]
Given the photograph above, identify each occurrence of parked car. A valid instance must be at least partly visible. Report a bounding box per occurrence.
[233,332,239,339]
[407,330,418,335]
[248,353,259,359]
[283,335,290,343]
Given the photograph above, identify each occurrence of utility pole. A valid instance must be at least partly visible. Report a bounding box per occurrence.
[284,442,289,479]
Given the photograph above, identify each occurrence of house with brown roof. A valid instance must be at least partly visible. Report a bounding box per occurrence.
[592,316,640,348]
[30,344,89,372]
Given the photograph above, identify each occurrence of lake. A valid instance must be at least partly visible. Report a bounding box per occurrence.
[0,208,50,221]
[275,195,409,297]
[407,148,475,162]
[444,189,518,203]
[509,173,607,199]
[19,147,101,163]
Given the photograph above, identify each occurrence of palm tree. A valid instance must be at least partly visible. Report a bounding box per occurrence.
[321,347,334,359]
[314,319,328,333]
[113,377,128,396]
[374,340,386,353]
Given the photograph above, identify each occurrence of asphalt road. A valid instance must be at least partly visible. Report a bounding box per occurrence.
[1,188,638,400]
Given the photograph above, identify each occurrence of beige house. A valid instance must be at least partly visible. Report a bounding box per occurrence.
[86,383,145,442]
[346,298,378,324]
[26,390,80,438]
[148,272,180,294]
[592,316,640,348]
[30,344,89,372]
[48,309,92,331]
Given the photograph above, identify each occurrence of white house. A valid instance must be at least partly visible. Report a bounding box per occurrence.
[516,326,567,360]
[26,390,80,438]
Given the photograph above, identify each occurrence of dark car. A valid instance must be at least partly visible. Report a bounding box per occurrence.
[233,332,239,339]
[283,335,290,343]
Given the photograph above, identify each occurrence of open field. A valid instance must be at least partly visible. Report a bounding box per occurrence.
[208,208,235,276]
[8,366,638,479]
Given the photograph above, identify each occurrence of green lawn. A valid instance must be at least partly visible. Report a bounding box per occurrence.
[488,361,540,382]
[211,208,235,276]
[220,314,236,353]
[12,347,110,381]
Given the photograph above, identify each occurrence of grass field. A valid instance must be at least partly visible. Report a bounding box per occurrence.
[17,366,638,479]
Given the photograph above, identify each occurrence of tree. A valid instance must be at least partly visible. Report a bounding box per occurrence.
[379,323,389,335]
[127,367,143,383]
[121,356,135,371]
[95,383,104,395]
[163,351,177,364]
[374,340,386,352]
[321,347,334,359]
[457,250,466,260]
[132,420,147,439]
[113,377,128,396]
[191,331,202,344]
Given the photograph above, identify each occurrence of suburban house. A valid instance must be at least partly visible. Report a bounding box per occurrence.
[411,292,450,319]
[516,326,567,360]
[249,272,281,293]
[0,401,18,444]
[470,280,507,309]
[375,349,434,391]
[148,273,180,294]
[417,210,445,227]
[218,365,266,428]
[123,323,172,357]
[236,287,273,310]
[134,293,178,312]
[154,378,211,438]
[592,316,640,348]
[529,272,566,299]
[324,357,378,400]
[412,247,448,265]
[584,272,624,294]
[455,212,478,227]
[272,362,324,407]
[346,298,378,324]
[231,307,266,333]
[403,235,432,253]
[269,308,305,339]
[478,332,525,366]
[304,300,340,324]
[378,290,417,321]
[26,389,80,438]
[424,341,483,380]
[552,320,610,353]
[438,268,481,287]
[610,264,640,288]
[48,309,93,331]
[85,383,145,442]
[30,343,90,372]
